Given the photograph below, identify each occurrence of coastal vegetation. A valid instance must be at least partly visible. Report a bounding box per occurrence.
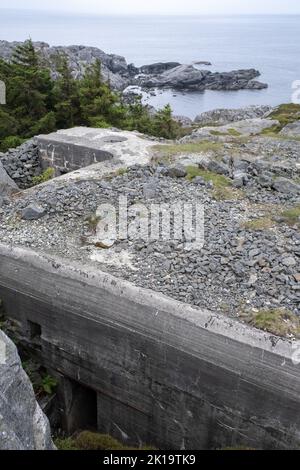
[0,39,184,152]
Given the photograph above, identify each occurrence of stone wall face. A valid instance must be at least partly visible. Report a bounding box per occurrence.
[0,244,299,450]
[37,139,113,175]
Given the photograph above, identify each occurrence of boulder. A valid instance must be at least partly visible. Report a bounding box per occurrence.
[272,177,300,195]
[167,164,187,178]
[21,203,46,220]
[0,330,55,450]
[280,121,300,137]
[0,161,18,201]
[194,105,272,126]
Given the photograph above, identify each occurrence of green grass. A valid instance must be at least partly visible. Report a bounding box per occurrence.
[212,186,244,201]
[243,217,275,231]
[185,165,244,200]
[279,205,300,226]
[227,128,242,136]
[55,431,156,451]
[210,128,241,137]
[268,103,300,126]
[31,167,55,186]
[244,308,300,338]
[185,165,231,187]
[152,141,223,158]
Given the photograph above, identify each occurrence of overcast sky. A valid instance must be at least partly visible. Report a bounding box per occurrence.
[1,0,300,15]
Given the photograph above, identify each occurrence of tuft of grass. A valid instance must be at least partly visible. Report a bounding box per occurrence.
[115,167,128,176]
[209,130,228,136]
[152,141,223,158]
[85,214,101,233]
[260,124,282,136]
[185,165,231,188]
[212,186,244,201]
[279,205,300,226]
[268,103,300,126]
[31,167,55,186]
[227,128,242,136]
[244,308,300,338]
[243,217,275,231]
[55,431,156,451]
[209,128,241,137]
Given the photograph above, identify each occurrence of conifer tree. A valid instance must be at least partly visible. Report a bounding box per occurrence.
[53,52,81,128]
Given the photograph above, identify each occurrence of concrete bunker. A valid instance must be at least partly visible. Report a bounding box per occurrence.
[0,244,299,450]
[35,130,131,176]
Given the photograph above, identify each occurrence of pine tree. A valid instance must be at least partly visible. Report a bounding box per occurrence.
[10,39,55,136]
[79,59,126,128]
[152,104,182,139]
[53,52,81,128]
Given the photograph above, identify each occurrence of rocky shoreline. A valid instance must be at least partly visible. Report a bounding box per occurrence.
[0,40,268,93]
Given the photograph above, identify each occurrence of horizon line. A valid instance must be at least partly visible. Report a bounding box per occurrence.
[1,9,300,16]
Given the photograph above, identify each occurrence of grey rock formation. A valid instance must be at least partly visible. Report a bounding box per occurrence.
[140,62,181,75]
[139,64,268,91]
[194,105,273,125]
[0,41,268,93]
[0,330,55,450]
[182,118,279,142]
[280,121,300,137]
[0,40,130,90]
[272,177,300,195]
[0,160,18,203]
[21,203,46,220]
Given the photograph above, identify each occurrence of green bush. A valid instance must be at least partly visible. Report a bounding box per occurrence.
[31,167,55,186]
[0,135,25,152]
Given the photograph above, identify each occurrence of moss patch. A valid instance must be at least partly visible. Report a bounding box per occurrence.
[152,141,223,158]
[268,103,300,126]
[212,186,244,201]
[243,308,300,339]
[279,205,300,227]
[55,431,155,451]
[31,167,55,186]
[243,217,275,231]
[185,165,231,188]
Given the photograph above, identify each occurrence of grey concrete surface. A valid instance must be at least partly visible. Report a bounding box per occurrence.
[35,127,155,176]
[0,243,299,450]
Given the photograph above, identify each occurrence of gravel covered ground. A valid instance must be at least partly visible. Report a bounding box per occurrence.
[0,162,299,323]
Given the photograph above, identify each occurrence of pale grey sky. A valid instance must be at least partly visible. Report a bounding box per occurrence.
[1,0,300,15]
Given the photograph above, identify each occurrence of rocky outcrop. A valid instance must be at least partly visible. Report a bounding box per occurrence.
[0,160,18,204]
[182,118,280,141]
[0,140,41,189]
[0,40,131,90]
[0,330,55,450]
[138,65,268,91]
[194,105,272,126]
[0,41,268,93]
[280,121,300,137]
[140,62,181,75]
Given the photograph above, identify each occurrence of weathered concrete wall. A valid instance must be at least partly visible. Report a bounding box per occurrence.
[35,127,155,176]
[0,243,299,450]
[36,139,113,175]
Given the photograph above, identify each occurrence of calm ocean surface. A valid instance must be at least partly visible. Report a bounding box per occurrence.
[1,10,300,118]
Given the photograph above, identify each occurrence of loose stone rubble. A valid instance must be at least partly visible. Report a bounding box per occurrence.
[0,109,299,328]
[0,140,41,188]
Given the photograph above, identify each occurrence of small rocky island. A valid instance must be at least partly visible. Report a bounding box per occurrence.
[0,40,268,92]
